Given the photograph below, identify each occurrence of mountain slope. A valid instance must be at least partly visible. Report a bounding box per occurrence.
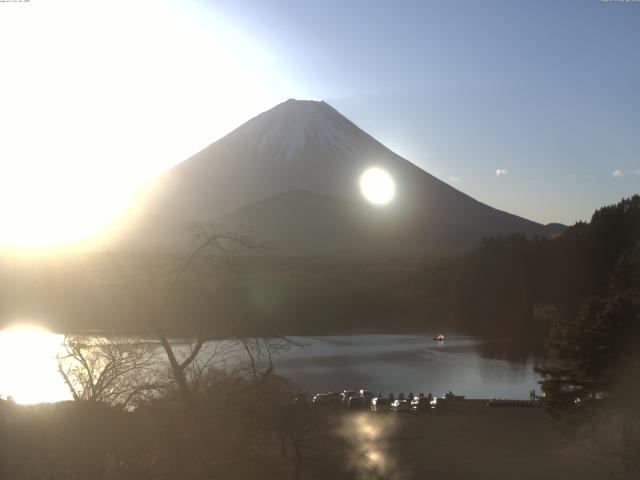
[115,99,557,254]
[218,189,531,256]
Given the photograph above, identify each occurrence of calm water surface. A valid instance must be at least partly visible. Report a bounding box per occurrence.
[0,328,540,403]
[274,334,540,400]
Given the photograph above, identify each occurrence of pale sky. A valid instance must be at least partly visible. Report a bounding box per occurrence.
[0,0,638,246]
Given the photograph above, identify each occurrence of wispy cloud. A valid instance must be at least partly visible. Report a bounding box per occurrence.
[587,174,598,181]
[612,169,624,178]
[496,168,508,177]
[449,176,461,183]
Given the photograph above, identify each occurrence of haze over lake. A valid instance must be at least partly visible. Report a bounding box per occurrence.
[0,329,539,404]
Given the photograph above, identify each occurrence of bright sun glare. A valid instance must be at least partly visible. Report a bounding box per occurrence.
[0,0,299,249]
[0,326,69,404]
[359,167,396,205]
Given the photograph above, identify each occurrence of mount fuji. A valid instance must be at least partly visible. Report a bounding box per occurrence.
[115,99,560,255]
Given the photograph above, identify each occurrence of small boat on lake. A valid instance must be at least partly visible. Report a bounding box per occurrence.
[433,334,445,341]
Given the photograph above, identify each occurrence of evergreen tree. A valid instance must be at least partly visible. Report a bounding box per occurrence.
[536,244,640,468]
[536,297,608,431]
[452,195,640,342]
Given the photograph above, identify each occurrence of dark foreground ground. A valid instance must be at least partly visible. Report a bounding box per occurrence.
[0,398,617,480]
[324,401,605,480]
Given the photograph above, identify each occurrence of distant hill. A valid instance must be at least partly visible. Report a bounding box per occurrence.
[451,195,640,343]
[113,99,562,255]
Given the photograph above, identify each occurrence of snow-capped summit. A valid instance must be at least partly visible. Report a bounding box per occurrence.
[190,98,382,167]
[219,99,364,164]
[116,99,552,255]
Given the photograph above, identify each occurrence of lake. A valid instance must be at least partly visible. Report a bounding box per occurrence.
[274,334,541,400]
[0,327,541,404]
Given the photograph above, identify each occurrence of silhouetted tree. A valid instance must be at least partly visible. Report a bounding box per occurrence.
[451,195,640,344]
[234,336,301,381]
[536,244,640,478]
[107,224,262,406]
[57,334,160,409]
[274,400,327,480]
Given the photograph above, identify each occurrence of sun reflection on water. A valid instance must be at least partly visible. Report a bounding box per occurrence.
[339,412,403,479]
[0,325,71,404]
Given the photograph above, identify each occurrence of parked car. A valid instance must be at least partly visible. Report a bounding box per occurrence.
[312,393,332,406]
[410,396,431,412]
[328,392,342,403]
[390,399,410,412]
[359,389,373,402]
[347,396,366,409]
[340,390,357,403]
[370,397,389,413]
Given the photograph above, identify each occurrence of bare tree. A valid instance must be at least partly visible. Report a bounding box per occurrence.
[94,225,312,479]
[234,336,302,381]
[104,225,264,405]
[181,339,243,393]
[277,402,327,480]
[57,334,161,409]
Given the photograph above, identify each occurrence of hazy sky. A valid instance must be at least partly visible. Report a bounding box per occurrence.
[0,0,638,246]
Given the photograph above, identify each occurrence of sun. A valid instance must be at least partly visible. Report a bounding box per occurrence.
[359,167,395,205]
